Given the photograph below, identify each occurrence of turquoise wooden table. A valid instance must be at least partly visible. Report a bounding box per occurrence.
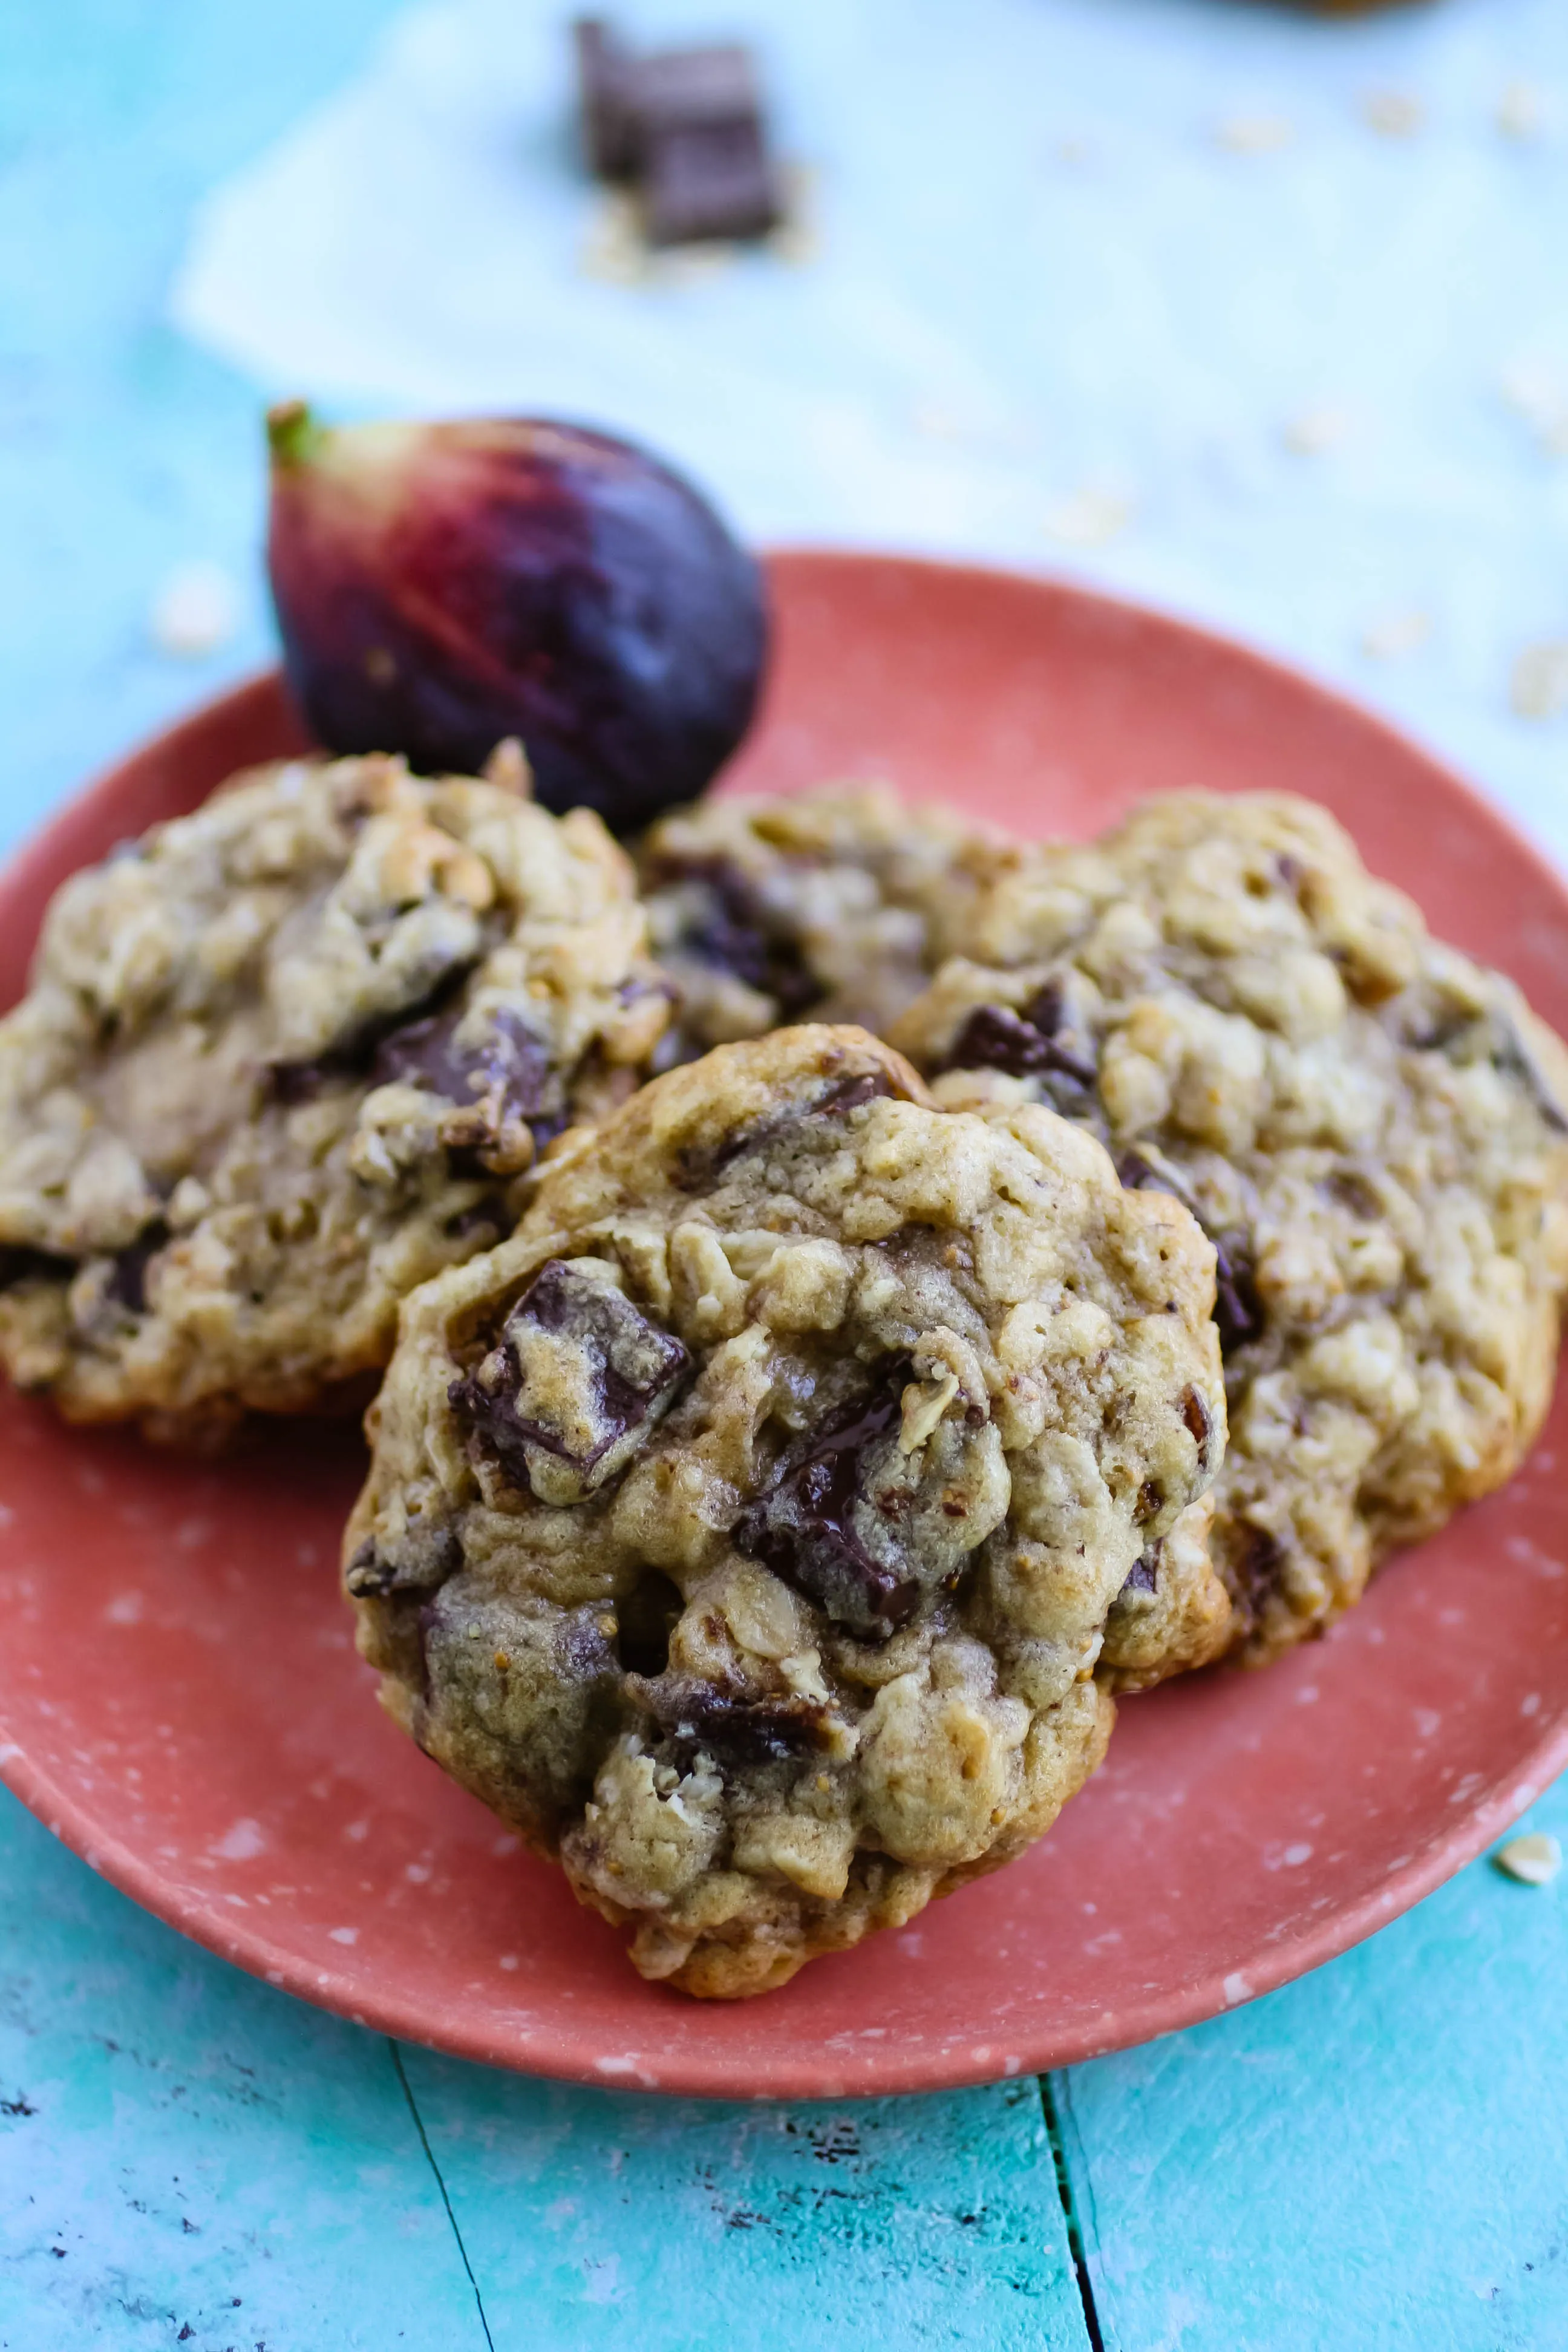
[5,5,1568,2345]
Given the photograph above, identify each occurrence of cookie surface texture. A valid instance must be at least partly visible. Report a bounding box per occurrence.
[638,784,1012,1058]
[346,1024,1226,1996]
[0,754,668,1437]
[893,791,1568,1664]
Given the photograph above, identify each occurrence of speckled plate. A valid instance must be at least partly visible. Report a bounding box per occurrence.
[3,552,1567,2099]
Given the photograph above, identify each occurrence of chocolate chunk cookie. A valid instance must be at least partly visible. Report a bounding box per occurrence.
[638,784,1013,1059]
[0,752,668,1438]
[893,791,1568,1665]
[345,1024,1227,1996]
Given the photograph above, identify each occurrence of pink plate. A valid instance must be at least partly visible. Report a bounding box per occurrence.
[3,552,1567,2099]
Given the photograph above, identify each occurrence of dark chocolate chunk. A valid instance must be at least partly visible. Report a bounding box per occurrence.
[266,1056,339,1108]
[345,1523,462,1599]
[1115,1153,1264,1362]
[1229,1522,1286,1611]
[106,1221,171,1315]
[556,1604,621,1692]
[1397,992,1568,1134]
[633,46,778,246]
[635,42,762,135]
[812,1071,895,1117]
[1323,1168,1383,1221]
[658,855,822,1018]
[449,1258,690,1500]
[1488,1007,1568,1135]
[1396,987,1568,1131]
[448,1364,544,1494]
[1134,1478,1163,1525]
[644,117,780,246]
[572,22,781,245]
[374,1002,554,1134]
[573,17,641,178]
[734,1370,924,1642]
[0,1244,76,1293]
[1402,1005,1474,1056]
[1212,1236,1265,1359]
[1116,1148,1183,1199]
[676,1062,898,1191]
[944,984,1097,1089]
[1180,1383,1213,1469]
[266,962,477,1104]
[1120,1544,1160,1597]
[443,1192,513,1245]
[642,1676,831,1765]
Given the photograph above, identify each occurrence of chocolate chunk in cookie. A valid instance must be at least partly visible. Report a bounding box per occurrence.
[734,1374,920,1639]
[450,1257,691,1504]
[943,982,1097,1092]
[638,785,1012,1060]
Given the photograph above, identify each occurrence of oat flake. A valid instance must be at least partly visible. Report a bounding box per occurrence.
[1495,1832,1562,1886]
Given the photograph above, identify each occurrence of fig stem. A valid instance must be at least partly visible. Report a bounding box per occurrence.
[267,400,325,471]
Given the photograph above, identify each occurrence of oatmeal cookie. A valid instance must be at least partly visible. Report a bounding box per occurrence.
[892,791,1568,1665]
[345,1024,1227,1996]
[0,752,668,1438]
[638,783,1013,1057]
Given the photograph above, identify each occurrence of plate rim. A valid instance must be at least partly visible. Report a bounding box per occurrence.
[4,547,1566,2099]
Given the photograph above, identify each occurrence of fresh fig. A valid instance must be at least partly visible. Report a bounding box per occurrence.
[265,406,768,832]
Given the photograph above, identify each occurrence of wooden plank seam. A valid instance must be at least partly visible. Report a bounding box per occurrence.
[1040,2073,1105,2352]
[391,2040,497,2352]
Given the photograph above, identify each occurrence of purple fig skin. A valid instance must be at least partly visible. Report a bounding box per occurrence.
[266,407,769,832]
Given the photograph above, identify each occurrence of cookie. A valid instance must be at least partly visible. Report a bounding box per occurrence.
[0,752,668,1439]
[638,784,1012,1058]
[892,791,1568,1665]
[344,1024,1227,1996]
